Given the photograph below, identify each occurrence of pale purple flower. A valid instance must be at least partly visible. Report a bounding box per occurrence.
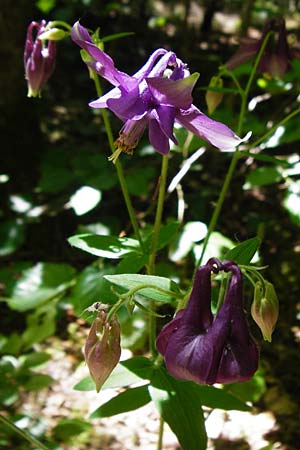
[71,22,249,159]
[24,20,56,97]
[156,258,259,385]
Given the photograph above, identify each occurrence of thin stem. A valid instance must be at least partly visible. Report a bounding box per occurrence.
[249,108,300,149]
[147,155,169,357]
[148,155,169,274]
[194,30,273,272]
[0,414,50,450]
[196,150,241,268]
[157,416,165,450]
[91,72,145,252]
[237,31,272,134]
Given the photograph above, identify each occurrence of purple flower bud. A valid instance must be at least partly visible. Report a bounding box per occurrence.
[156,259,259,385]
[226,19,299,78]
[24,21,56,97]
[85,310,121,392]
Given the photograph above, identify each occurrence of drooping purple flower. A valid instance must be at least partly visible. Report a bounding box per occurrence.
[156,258,259,385]
[24,20,56,97]
[226,19,300,78]
[71,22,250,159]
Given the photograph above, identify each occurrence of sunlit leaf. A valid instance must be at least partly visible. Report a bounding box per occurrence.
[104,274,182,303]
[8,263,75,311]
[225,237,261,264]
[90,385,151,418]
[68,234,140,259]
[0,220,25,256]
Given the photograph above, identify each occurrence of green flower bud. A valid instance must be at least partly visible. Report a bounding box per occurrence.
[251,281,279,342]
[205,76,224,114]
[84,310,121,392]
[38,28,68,41]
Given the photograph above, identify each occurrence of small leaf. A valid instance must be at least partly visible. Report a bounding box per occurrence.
[101,32,135,43]
[53,419,91,441]
[90,385,151,418]
[245,166,282,188]
[8,263,76,311]
[104,274,182,304]
[0,220,25,256]
[225,237,261,264]
[23,373,53,391]
[20,352,51,369]
[74,358,151,391]
[149,367,207,450]
[194,385,251,411]
[68,234,140,259]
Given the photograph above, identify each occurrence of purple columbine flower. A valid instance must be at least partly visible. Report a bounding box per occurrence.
[24,20,56,97]
[226,19,300,78]
[156,258,259,385]
[71,22,250,160]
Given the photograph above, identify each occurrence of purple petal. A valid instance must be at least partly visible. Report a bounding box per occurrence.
[155,105,177,143]
[132,48,168,80]
[106,86,147,120]
[71,22,133,88]
[156,310,185,355]
[148,119,170,154]
[147,51,177,77]
[89,86,122,109]
[226,40,259,70]
[176,106,250,151]
[147,73,199,109]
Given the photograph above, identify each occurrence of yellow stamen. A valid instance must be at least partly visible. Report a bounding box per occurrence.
[108,147,123,164]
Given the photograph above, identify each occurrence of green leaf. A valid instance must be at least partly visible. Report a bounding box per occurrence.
[242,151,289,166]
[69,265,117,315]
[35,0,56,13]
[245,166,283,187]
[149,367,207,450]
[74,361,145,391]
[224,370,266,403]
[225,237,261,264]
[53,419,92,442]
[23,373,53,391]
[90,385,151,418]
[22,304,56,348]
[116,253,148,274]
[104,274,182,303]
[8,263,76,311]
[0,220,25,256]
[193,385,251,411]
[68,234,140,259]
[20,352,51,369]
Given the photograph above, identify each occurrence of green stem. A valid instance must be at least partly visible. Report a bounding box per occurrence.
[157,416,165,450]
[148,155,169,274]
[248,108,300,149]
[91,73,145,252]
[47,20,72,31]
[195,30,273,271]
[196,149,241,268]
[237,31,273,134]
[147,154,169,357]
[0,414,50,450]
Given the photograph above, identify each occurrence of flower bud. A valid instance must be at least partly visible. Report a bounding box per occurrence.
[24,21,56,97]
[205,76,224,115]
[38,28,68,41]
[84,310,121,392]
[251,281,279,342]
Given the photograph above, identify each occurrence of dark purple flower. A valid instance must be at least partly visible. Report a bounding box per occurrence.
[24,20,56,97]
[226,19,300,78]
[156,259,259,385]
[71,22,250,159]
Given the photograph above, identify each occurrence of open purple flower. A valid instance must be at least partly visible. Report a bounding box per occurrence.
[24,20,56,97]
[71,22,249,159]
[156,258,259,385]
[226,19,300,78]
